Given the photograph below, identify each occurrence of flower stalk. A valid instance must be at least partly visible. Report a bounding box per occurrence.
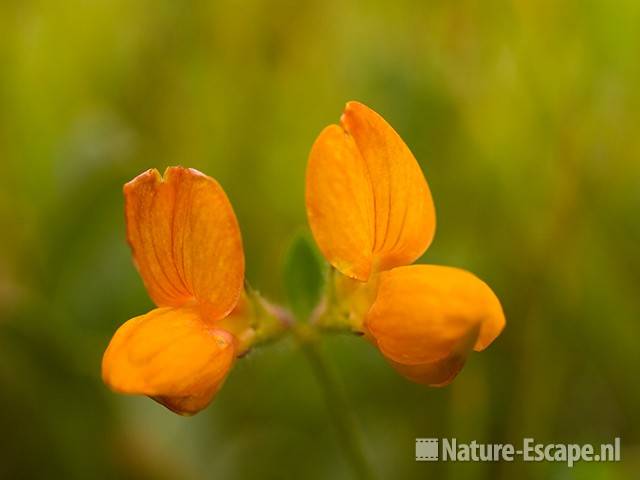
[247,290,376,480]
[293,324,377,480]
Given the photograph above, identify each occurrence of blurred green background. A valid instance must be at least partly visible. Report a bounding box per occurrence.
[1,0,639,478]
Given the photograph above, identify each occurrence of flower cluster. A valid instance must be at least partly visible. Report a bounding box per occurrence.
[307,102,505,386]
[102,102,505,415]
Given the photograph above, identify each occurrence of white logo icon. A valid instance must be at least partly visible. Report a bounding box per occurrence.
[416,438,439,461]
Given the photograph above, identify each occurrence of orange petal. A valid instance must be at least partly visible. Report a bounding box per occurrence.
[387,353,467,387]
[102,307,235,415]
[364,265,505,366]
[124,167,244,320]
[379,319,479,386]
[306,125,375,280]
[306,102,435,280]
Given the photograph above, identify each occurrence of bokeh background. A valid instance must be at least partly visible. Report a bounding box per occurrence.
[1,0,639,478]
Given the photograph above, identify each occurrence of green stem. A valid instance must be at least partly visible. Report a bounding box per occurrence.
[295,326,376,480]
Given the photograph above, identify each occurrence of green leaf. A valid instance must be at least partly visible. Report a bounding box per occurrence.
[283,231,326,322]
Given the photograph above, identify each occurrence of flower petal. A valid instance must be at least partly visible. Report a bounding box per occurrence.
[306,101,435,280]
[380,320,479,386]
[102,307,235,415]
[306,125,375,280]
[364,265,505,365]
[124,167,244,320]
[341,101,436,271]
[387,353,467,387]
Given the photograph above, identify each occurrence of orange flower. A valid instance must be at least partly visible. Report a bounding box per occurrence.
[306,101,505,386]
[102,167,245,414]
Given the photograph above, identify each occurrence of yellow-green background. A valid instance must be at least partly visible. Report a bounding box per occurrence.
[1,0,638,478]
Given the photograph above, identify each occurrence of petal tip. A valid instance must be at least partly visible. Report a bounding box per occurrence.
[343,99,367,113]
[340,100,369,128]
[123,168,161,193]
[474,304,506,352]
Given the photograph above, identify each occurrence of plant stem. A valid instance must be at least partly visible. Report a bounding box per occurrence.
[296,326,377,480]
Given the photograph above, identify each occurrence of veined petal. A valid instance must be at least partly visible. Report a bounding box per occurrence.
[306,125,375,280]
[306,102,435,280]
[124,167,244,320]
[102,307,235,415]
[341,101,436,271]
[364,265,505,366]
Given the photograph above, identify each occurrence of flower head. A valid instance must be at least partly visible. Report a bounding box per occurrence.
[102,167,245,414]
[306,101,505,386]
